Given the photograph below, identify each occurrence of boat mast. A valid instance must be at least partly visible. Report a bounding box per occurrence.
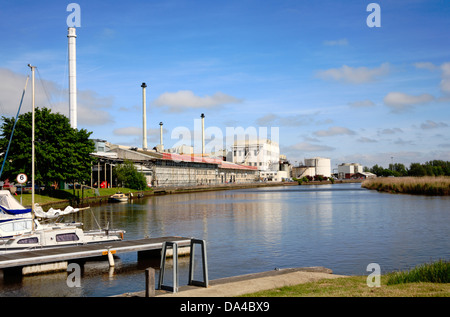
[28,64,36,230]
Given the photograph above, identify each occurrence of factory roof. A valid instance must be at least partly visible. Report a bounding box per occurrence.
[161,153,257,171]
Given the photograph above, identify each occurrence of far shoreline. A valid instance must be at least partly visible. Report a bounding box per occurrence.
[17,179,364,210]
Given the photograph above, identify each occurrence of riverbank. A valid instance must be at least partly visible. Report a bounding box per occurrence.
[244,259,450,297]
[15,180,365,210]
[117,262,450,297]
[117,267,348,297]
[18,182,295,210]
[362,176,450,195]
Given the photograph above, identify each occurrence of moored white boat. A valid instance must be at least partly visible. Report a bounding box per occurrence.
[0,224,124,254]
[108,192,129,202]
[0,192,125,253]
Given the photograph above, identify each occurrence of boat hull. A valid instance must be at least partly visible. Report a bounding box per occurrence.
[0,227,125,254]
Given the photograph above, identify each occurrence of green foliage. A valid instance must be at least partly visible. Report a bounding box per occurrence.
[368,161,450,177]
[293,176,310,185]
[0,107,95,186]
[114,160,148,190]
[386,260,449,285]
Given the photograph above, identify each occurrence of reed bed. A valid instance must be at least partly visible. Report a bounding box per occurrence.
[362,176,450,195]
[386,259,449,285]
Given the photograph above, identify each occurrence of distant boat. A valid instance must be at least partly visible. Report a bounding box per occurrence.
[108,192,129,203]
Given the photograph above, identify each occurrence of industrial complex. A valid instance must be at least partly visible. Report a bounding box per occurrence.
[3,26,374,191]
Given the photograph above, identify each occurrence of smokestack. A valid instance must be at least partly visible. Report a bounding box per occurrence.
[159,122,164,151]
[68,27,77,129]
[201,113,205,156]
[141,82,147,151]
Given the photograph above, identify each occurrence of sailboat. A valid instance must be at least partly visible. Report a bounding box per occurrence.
[0,65,125,253]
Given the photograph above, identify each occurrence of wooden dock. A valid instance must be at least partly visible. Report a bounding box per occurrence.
[0,236,192,272]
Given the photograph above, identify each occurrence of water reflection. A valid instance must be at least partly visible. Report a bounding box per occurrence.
[0,183,448,296]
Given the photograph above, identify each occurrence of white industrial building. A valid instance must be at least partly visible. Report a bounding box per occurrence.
[292,157,331,179]
[227,139,280,171]
[226,139,291,181]
[338,163,363,179]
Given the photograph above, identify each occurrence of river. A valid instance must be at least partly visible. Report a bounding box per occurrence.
[0,182,448,296]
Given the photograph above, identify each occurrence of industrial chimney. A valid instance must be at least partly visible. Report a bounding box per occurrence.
[141,83,148,151]
[67,27,77,129]
[159,122,164,151]
[201,113,205,156]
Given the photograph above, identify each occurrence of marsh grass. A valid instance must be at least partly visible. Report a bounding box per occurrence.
[362,176,450,195]
[386,260,449,285]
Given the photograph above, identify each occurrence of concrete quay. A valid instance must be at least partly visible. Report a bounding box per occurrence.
[117,267,348,297]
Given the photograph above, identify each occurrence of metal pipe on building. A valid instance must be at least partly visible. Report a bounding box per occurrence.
[67,27,77,129]
[141,83,148,151]
[159,122,164,151]
[201,113,205,156]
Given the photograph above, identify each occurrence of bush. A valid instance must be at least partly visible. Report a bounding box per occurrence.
[114,160,148,190]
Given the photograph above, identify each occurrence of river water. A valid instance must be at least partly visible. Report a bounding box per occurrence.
[0,183,448,296]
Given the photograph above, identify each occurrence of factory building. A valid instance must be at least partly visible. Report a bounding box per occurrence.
[90,140,258,188]
[292,157,331,179]
[227,139,279,171]
[338,163,363,179]
[226,139,289,181]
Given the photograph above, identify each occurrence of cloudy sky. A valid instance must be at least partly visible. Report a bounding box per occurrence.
[0,0,449,169]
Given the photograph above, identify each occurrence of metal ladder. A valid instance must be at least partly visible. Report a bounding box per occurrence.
[158,239,208,293]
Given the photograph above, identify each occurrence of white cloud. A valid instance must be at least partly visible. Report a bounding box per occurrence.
[282,142,335,159]
[113,126,165,143]
[379,128,403,135]
[348,100,375,108]
[357,137,377,143]
[256,113,310,127]
[413,61,450,95]
[314,126,357,137]
[413,62,439,71]
[440,62,450,94]
[153,90,243,112]
[0,67,114,126]
[420,120,448,130]
[316,63,390,84]
[383,92,435,112]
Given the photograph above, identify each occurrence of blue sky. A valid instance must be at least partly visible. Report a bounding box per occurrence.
[0,0,449,169]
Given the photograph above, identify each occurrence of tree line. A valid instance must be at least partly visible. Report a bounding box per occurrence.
[364,160,450,177]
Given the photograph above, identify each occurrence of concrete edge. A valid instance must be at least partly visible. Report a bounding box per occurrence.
[115,267,348,297]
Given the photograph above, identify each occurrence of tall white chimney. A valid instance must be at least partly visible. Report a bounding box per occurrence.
[67,27,77,129]
[201,113,205,156]
[159,122,164,151]
[141,83,148,150]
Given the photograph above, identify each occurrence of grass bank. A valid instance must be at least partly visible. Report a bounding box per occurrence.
[362,176,450,195]
[17,187,149,208]
[243,260,450,297]
[15,182,286,209]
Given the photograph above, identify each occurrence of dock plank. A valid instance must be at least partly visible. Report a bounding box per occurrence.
[0,236,192,269]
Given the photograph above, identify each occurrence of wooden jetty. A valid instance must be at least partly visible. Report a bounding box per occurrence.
[0,236,192,274]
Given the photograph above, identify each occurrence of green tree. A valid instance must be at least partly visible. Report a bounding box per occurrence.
[408,163,426,176]
[391,163,408,176]
[370,164,385,176]
[0,107,95,186]
[114,160,147,190]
